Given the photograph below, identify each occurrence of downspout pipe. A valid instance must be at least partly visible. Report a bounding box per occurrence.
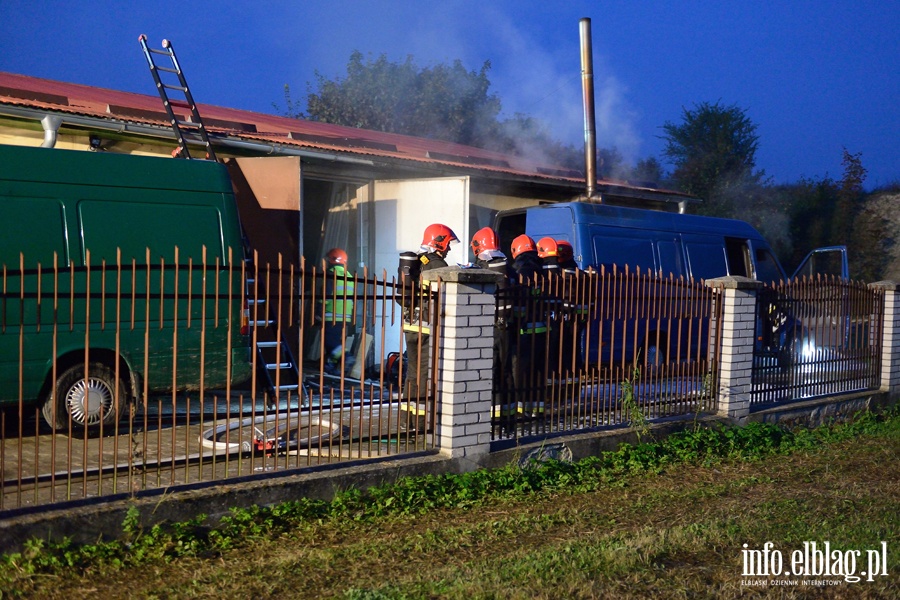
[40,115,62,148]
[579,17,598,201]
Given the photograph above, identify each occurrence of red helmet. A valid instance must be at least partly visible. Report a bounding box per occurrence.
[557,240,574,263]
[325,247,348,266]
[511,234,536,259]
[422,223,459,254]
[536,237,558,259]
[470,227,500,256]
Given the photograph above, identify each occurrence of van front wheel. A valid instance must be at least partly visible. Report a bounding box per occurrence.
[42,363,123,434]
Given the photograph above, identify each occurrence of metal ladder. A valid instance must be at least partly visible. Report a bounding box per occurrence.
[245,269,305,405]
[138,34,217,161]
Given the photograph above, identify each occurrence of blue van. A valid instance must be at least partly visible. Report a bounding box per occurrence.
[494,201,848,367]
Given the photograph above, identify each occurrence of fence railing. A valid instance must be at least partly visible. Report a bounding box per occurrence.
[2,252,888,512]
[0,253,438,512]
[491,267,721,442]
[751,276,883,405]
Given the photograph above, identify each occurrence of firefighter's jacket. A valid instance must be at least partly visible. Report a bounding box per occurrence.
[321,264,354,322]
[559,262,590,319]
[399,251,447,336]
[509,251,547,335]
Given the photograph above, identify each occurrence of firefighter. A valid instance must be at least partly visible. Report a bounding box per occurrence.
[556,240,580,275]
[509,234,543,285]
[470,226,509,277]
[470,227,515,429]
[509,234,547,418]
[556,239,587,371]
[320,248,355,376]
[398,223,459,427]
[536,237,560,277]
[537,237,564,375]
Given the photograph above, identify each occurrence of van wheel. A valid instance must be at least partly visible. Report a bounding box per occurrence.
[42,363,124,435]
[641,333,667,367]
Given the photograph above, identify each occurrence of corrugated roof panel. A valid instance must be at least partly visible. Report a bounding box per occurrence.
[0,71,694,202]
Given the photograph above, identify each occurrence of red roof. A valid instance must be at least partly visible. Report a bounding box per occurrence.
[0,71,678,197]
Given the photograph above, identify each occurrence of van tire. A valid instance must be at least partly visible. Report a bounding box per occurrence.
[42,363,124,435]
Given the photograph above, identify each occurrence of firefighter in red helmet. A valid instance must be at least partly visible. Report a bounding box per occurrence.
[556,240,579,275]
[470,226,509,278]
[398,223,459,431]
[507,233,547,419]
[510,234,542,284]
[318,248,355,376]
[536,237,560,277]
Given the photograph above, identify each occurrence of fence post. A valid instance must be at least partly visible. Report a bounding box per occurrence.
[706,276,762,423]
[868,281,900,400]
[430,267,504,461]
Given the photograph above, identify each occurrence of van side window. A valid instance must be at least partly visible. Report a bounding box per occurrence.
[593,232,655,273]
[685,242,728,280]
[79,201,224,263]
[724,238,750,277]
[657,240,685,278]
[0,197,68,267]
[755,248,786,283]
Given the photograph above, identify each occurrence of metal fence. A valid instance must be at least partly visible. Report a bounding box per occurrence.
[0,253,438,511]
[751,276,883,405]
[492,266,722,442]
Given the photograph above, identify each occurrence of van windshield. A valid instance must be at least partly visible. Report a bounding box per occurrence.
[755,248,786,283]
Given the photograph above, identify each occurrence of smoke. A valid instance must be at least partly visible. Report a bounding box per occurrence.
[462,10,644,167]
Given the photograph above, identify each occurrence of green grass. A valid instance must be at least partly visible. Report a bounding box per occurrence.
[2,408,898,599]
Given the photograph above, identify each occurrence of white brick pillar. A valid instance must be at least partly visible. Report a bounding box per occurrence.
[706,276,762,422]
[429,267,504,459]
[868,281,900,400]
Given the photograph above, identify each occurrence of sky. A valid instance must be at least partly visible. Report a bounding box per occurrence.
[1,0,897,189]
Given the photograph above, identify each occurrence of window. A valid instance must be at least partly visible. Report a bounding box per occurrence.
[1,197,68,267]
[724,238,750,277]
[592,231,655,273]
[755,248,786,283]
[657,240,686,278]
[685,242,728,280]
[79,200,223,264]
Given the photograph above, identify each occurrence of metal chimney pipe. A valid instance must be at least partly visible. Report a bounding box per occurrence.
[579,17,598,200]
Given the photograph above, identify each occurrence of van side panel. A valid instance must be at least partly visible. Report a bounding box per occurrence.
[496,201,785,368]
[0,145,251,409]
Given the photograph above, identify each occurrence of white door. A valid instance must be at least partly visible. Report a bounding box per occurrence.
[372,177,470,275]
[370,177,470,363]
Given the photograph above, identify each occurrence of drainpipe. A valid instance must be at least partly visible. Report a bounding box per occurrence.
[580,17,598,201]
[40,115,62,148]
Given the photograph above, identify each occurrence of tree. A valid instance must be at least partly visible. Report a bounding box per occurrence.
[834,148,867,245]
[303,51,502,148]
[628,157,665,187]
[661,101,765,215]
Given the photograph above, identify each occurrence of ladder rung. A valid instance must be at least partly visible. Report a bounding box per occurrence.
[273,385,300,392]
[250,320,275,326]
[162,83,189,92]
[155,65,179,74]
[267,362,293,370]
[248,299,265,306]
[256,341,280,348]
[175,120,201,128]
[147,47,171,56]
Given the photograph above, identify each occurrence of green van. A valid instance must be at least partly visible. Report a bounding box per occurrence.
[0,144,252,433]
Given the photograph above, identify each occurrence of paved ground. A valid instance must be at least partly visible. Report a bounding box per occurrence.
[1,386,429,512]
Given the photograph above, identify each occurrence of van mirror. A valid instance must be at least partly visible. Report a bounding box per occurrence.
[790,246,849,281]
